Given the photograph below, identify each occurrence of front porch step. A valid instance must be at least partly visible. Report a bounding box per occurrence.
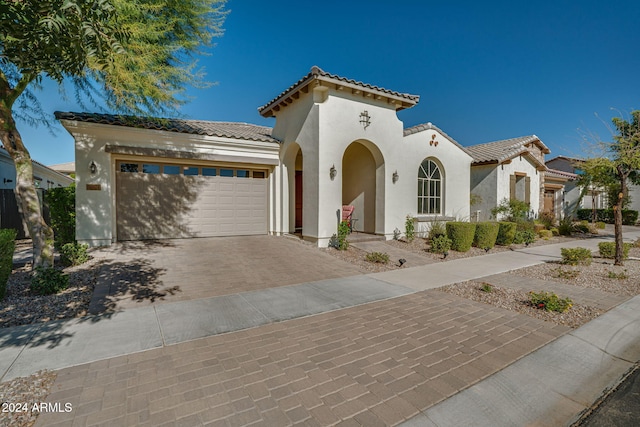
[346,232,385,243]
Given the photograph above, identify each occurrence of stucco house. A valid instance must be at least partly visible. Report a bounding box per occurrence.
[0,147,74,238]
[545,156,608,213]
[57,66,473,247]
[543,168,578,219]
[467,136,550,221]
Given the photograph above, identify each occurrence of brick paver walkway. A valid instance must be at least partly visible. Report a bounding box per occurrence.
[89,236,364,313]
[36,290,568,427]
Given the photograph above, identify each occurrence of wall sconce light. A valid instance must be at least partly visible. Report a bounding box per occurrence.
[329,164,337,180]
[89,161,98,175]
[392,170,399,183]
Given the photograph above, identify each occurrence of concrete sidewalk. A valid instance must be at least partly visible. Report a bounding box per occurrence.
[2,227,640,426]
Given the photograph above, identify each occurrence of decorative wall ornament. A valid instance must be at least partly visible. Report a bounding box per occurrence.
[392,170,399,183]
[359,110,371,129]
[429,134,439,146]
[329,164,337,180]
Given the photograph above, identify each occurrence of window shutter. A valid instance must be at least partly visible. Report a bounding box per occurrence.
[525,176,531,205]
[509,175,516,200]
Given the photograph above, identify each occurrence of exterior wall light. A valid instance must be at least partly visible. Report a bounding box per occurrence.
[392,170,399,183]
[89,161,98,175]
[329,164,337,180]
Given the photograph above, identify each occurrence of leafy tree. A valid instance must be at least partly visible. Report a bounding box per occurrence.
[1,0,227,267]
[585,111,640,266]
[573,158,616,222]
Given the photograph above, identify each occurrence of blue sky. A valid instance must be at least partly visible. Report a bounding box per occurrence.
[16,0,640,165]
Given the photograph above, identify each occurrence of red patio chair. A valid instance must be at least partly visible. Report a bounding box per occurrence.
[342,205,355,233]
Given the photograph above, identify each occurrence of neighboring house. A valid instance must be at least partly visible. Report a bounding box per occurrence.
[545,156,608,212]
[0,147,74,238]
[48,161,76,177]
[543,168,578,219]
[57,66,474,247]
[467,136,550,221]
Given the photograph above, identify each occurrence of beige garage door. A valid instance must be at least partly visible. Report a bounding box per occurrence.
[116,162,268,240]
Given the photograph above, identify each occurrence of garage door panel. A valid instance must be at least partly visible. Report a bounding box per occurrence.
[117,171,267,240]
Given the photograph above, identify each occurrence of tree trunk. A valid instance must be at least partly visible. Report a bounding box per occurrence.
[613,170,626,266]
[0,104,55,268]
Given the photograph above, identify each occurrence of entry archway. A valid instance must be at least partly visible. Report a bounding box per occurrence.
[341,140,384,234]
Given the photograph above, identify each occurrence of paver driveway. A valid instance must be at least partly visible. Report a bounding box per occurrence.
[89,235,364,312]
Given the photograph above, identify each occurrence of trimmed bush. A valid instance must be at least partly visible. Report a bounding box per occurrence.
[598,242,632,259]
[496,221,517,246]
[596,221,606,229]
[446,222,476,252]
[473,222,499,249]
[60,242,90,266]
[430,235,452,254]
[561,247,592,266]
[337,221,350,250]
[0,229,17,301]
[529,291,573,313]
[513,229,536,245]
[576,208,639,225]
[550,227,559,236]
[30,267,69,295]
[45,185,76,248]
[365,252,390,264]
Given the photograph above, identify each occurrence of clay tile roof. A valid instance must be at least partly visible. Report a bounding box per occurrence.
[54,111,280,144]
[466,135,550,164]
[258,66,419,117]
[546,168,578,180]
[403,122,471,156]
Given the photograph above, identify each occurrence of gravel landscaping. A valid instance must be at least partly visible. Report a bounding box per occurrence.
[0,371,57,427]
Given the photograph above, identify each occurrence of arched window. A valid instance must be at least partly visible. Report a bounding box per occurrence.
[418,159,442,214]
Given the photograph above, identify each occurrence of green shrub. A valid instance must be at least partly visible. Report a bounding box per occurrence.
[596,221,606,230]
[513,229,536,245]
[558,217,573,236]
[473,222,499,249]
[576,208,639,225]
[45,185,76,248]
[0,229,17,301]
[538,229,553,239]
[533,223,546,233]
[365,252,390,264]
[60,242,90,266]
[479,283,493,293]
[446,222,476,252]
[405,215,415,242]
[427,219,446,242]
[550,227,559,236]
[554,267,579,279]
[561,247,592,266]
[30,267,69,295]
[496,222,517,245]
[573,221,590,234]
[337,221,350,250]
[607,270,628,280]
[430,235,452,254]
[491,198,530,222]
[598,242,632,259]
[529,291,573,313]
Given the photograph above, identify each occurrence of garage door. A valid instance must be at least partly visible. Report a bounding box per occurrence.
[116,162,268,240]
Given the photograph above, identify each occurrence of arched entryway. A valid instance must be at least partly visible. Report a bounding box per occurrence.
[282,142,304,234]
[342,140,384,234]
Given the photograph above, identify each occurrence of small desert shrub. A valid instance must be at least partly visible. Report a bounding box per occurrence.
[538,229,553,239]
[427,219,446,242]
[573,221,590,234]
[607,270,628,280]
[598,242,632,259]
[446,222,476,252]
[496,222,517,245]
[558,217,573,236]
[60,242,90,266]
[596,221,606,230]
[554,267,580,279]
[550,227,559,236]
[30,267,69,295]
[529,291,573,313]
[430,235,452,254]
[473,222,499,250]
[513,229,536,245]
[0,229,17,301]
[365,252,390,264]
[405,215,415,242]
[561,247,592,266]
[538,211,556,229]
[533,223,546,233]
[337,221,350,250]
[479,283,493,293]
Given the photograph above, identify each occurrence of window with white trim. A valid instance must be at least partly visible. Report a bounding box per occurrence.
[417,159,442,214]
